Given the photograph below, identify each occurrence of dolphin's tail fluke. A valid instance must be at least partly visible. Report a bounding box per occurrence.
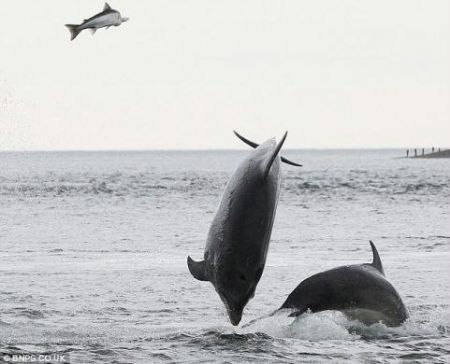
[65,24,81,41]
[369,241,385,276]
[233,130,302,167]
[263,131,288,179]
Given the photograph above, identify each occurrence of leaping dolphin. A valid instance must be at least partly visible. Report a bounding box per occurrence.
[187,131,301,326]
[246,241,409,327]
[65,3,129,41]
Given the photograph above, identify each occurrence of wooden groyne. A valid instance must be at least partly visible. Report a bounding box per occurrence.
[404,148,450,159]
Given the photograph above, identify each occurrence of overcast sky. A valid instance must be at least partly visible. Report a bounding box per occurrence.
[0,1,449,150]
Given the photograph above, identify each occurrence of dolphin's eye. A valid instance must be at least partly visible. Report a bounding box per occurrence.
[239,274,247,281]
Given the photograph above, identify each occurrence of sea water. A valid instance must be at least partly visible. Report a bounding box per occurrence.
[0,150,449,363]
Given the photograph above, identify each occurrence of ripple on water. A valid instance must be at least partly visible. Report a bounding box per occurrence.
[12,308,45,319]
[1,151,449,363]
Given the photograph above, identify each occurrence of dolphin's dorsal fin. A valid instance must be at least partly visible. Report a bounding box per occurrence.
[263,131,288,179]
[233,131,302,167]
[187,256,208,281]
[369,241,385,275]
[103,2,112,11]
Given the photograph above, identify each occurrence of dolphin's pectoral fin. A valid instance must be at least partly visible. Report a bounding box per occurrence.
[233,130,302,167]
[187,256,208,281]
[90,28,97,35]
[369,241,385,275]
[263,131,288,179]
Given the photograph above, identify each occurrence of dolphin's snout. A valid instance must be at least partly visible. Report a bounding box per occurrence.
[222,294,244,325]
[228,309,243,326]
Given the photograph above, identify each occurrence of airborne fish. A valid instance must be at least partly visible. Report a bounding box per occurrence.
[65,3,129,41]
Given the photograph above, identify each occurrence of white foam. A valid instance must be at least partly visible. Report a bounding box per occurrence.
[240,307,450,341]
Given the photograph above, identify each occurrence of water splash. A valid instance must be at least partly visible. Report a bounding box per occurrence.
[240,307,449,342]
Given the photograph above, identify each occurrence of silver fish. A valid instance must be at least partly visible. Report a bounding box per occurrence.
[65,3,129,41]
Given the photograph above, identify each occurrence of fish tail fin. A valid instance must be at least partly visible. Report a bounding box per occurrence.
[65,24,81,41]
[369,240,385,275]
[263,131,288,179]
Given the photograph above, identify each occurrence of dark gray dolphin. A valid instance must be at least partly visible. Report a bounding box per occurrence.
[187,131,300,326]
[279,241,409,327]
[244,241,409,328]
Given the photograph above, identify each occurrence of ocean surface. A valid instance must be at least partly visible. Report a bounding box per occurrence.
[0,149,449,363]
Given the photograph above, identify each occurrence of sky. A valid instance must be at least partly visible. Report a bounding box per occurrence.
[0,0,449,150]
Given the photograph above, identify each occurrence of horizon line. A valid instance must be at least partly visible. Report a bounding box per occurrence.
[0,147,447,153]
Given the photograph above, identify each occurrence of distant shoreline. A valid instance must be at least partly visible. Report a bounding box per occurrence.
[410,149,450,159]
[0,148,447,153]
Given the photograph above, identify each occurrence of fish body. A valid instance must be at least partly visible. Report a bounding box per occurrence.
[65,3,129,41]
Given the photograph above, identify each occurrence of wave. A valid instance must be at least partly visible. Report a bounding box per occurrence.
[0,172,227,198]
[2,308,448,363]
[12,308,46,319]
[284,179,448,196]
[240,307,449,341]
[1,173,448,199]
